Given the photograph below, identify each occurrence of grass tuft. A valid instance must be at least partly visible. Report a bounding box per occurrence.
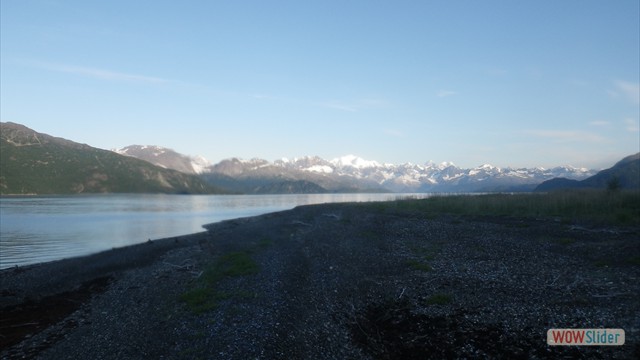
[181,250,259,314]
[627,257,640,266]
[554,237,576,245]
[407,259,432,272]
[425,293,453,305]
[375,190,640,226]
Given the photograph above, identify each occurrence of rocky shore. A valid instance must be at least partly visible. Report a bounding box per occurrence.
[1,202,639,359]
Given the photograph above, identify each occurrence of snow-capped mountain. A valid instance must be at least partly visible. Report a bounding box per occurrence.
[205,154,596,193]
[204,156,385,193]
[113,147,597,193]
[330,154,381,169]
[113,145,210,175]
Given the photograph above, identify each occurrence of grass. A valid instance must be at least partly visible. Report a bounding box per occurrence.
[593,259,612,268]
[256,237,273,248]
[425,293,453,305]
[554,237,576,245]
[180,288,229,314]
[627,256,640,266]
[373,190,640,226]
[181,251,259,313]
[410,244,440,258]
[406,244,439,272]
[407,259,433,272]
[209,251,259,279]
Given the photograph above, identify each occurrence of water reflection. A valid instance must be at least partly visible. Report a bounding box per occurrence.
[0,193,429,269]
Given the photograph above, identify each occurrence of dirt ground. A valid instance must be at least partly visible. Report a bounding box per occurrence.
[1,202,639,359]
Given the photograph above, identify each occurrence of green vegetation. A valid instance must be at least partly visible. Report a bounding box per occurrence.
[627,256,640,266]
[181,251,259,313]
[180,288,226,314]
[410,246,437,260]
[407,245,439,272]
[371,190,640,226]
[256,237,273,249]
[407,259,433,272]
[553,237,576,245]
[211,252,259,278]
[593,259,612,268]
[0,122,221,194]
[425,293,453,305]
[607,177,621,193]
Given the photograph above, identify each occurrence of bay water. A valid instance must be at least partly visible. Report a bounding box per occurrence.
[0,193,428,269]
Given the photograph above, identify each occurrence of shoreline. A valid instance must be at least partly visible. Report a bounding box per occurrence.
[1,202,638,358]
[0,192,435,271]
[0,230,210,306]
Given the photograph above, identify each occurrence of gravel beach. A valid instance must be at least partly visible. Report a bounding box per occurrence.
[1,202,639,359]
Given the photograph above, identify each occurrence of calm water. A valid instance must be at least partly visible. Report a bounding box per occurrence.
[0,193,428,269]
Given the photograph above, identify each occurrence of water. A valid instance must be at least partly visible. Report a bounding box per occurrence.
[0,193,429,269]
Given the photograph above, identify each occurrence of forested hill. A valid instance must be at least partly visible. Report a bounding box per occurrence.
[0,122,223,195]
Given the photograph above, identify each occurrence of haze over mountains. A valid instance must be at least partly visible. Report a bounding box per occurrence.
[115,144,598,194]
[535,153,640,191]
[3,122,637,195]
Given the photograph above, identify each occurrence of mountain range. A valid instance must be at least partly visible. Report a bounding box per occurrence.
[114,145,599,194]
[4,122,636,195]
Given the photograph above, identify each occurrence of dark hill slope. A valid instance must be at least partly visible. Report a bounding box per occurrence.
[535,153,639,191]
[0,122,222,195]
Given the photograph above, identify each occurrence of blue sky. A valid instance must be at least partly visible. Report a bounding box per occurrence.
[1,0,638,169]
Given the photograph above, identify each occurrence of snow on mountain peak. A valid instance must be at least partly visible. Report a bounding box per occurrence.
[304,165,334,174]
[112,145,600,192]
[423,161,458,171]
[113,145,212,174]
[331,154,380,169]
[190,155,211,174]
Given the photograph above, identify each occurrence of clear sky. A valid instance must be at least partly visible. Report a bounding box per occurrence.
[1,0,638,169]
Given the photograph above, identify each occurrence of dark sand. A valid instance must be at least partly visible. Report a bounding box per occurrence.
[1,202,639,359]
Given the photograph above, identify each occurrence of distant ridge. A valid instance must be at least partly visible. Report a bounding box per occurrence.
[535,153,639,191]
[3,121,608,195]
[0,122,223,195]
[197,155,596,193]
[117,145,599,194]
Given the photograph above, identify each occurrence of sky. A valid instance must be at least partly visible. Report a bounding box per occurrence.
[1,0,638,169]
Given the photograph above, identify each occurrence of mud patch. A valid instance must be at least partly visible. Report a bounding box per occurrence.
[0,276,112,351]
[349,299,595,359]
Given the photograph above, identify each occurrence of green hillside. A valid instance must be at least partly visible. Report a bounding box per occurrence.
[0,122,223,195]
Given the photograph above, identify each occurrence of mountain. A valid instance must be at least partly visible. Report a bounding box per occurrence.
[107,146,598,194]
[2,123,599,195]
[0,122,222,195]
[535,153,640,192]
[273,155,595,193]
[196,154,595,194]
[113,145,210,174]
[200,157,387,194]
